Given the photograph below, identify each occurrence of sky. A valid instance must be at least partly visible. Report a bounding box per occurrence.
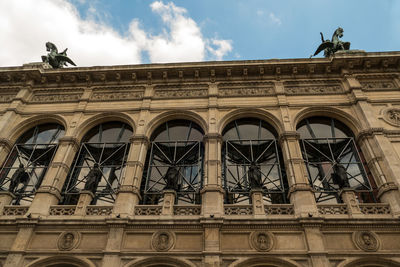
[0,0,399,67]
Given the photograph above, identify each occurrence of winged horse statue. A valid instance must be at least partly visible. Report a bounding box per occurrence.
[41,42,76,68]
[311,27,351,57]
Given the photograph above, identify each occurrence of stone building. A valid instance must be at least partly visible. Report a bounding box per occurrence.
[0,51,400,267]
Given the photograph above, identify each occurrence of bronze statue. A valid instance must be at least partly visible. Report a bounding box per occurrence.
[163,167,181,191]
[84,163,102,194]
[8,164,29,193]
[41,42,76,68]
[312,27,351,57]
[248,163,262,189]
[331,163,350,189]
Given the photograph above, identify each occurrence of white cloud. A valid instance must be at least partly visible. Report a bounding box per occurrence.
[0,0,232,67]
[269,12,282,26]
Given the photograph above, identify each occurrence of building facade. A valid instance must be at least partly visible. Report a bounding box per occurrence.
[0,51,400,267]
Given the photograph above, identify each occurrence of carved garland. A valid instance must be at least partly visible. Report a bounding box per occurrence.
[31,89,84,103]
[284,80,342,94]
[359,79,396,90]
[218,82,274,97]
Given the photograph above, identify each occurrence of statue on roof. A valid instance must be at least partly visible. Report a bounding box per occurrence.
[41,42,76,68]
[311,27,351,57]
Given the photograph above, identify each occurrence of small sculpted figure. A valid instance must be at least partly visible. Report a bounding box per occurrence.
[84,163,102,194]
[164,167,181,191]
[331,163,350,189]
[312,27,351,57]
[248,163,262,189]
[8,164,29,193]
[41,42,76,68]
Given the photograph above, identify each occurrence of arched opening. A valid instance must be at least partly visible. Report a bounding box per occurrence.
[0,123,65,205]
[27,256,92,267]
[296,116,376,203]
[62,121,133,205]
[140,119,204,205]
[222,118,288,204]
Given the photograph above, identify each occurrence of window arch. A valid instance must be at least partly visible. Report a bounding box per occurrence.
[0,123,65,205]
[141,119,204,204]
[62,121,133,205]
[297,116,376,203]
[222,118,288,204]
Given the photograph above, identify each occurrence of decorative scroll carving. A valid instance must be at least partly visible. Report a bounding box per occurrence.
[58,231,81,251]
[86,206,113,216]
[174,205,201,215]
[359,203,391,215]
[383,108,400,127]
[264,204,294,215]
[151,231,175,251]
[224,205,253,215]
[284,80,342,94]
[91,86,145,101]
[317,204,348,215]
[153,84,208,99]
[250,231,274,252]
[218,82,273,97]
[49,205,76,215]
[0,88,19,102]
[134,205,162,215]
[0,94,17,102]
[353,231,379,252]
[2,206,29,216]
[359,80,396,90]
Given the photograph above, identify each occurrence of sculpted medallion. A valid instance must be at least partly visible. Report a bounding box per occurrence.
[353,231,379,252]
[250,231,274,252]
[57,231,81,251]
[151,231,175,251]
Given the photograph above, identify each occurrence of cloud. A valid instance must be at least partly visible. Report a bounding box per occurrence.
[0,0,232,67]
[269,12,282,26]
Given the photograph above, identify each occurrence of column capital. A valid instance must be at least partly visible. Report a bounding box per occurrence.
[58,136,80,151]
[288,183,313,197]
[377,182,399,199]
[129,135,150,145]
[279,131,300,144]
[35,186,62,201]
[356,127,384,142]
[203,133,223,142]
[0,137,12,151]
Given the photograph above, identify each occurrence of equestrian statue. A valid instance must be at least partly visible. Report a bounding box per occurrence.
[312,27,351,57]
[41,42,76,68]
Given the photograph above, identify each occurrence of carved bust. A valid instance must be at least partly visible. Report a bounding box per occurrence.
[250,231,274,251]
[353,231,379,252]
[383,108,400,127]
[151,231,175,251]
[58,231,80,251]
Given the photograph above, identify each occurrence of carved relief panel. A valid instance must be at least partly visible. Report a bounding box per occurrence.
[30,89,83,103]
[284,80,342,94]
[153,84,208,99]
[218,82,274,97]
[91,86,145,101]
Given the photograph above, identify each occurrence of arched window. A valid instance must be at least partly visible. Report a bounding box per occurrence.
[222,118,288,204]
[297,116,376,203]
[141,119,204,204]
[0,123,65,204]
[62,122,132,205]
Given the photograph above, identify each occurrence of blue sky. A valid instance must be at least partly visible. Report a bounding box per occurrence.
[0,0,399,67]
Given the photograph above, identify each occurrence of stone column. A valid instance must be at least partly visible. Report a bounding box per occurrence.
[101,220,125,267]
[279,132,318,217]
[28,137,79,216]
[201,133,224,218]
[340,189,362,217]
[4,219,37,267]
[112,135,149,217]
[347,75,400,216]
[202,220,222,267]
[302,222,330,267]
[74,191,94,216]
[161,190,176,217]
[250,189,265,218]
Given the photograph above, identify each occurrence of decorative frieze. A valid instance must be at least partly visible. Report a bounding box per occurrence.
[284,80,342,94]
[153,84,208,99]
[0,88,19,102]
[91,86,145,101]
[359,79,396,90]
[218,82,273,97]
[31,89,83,103]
